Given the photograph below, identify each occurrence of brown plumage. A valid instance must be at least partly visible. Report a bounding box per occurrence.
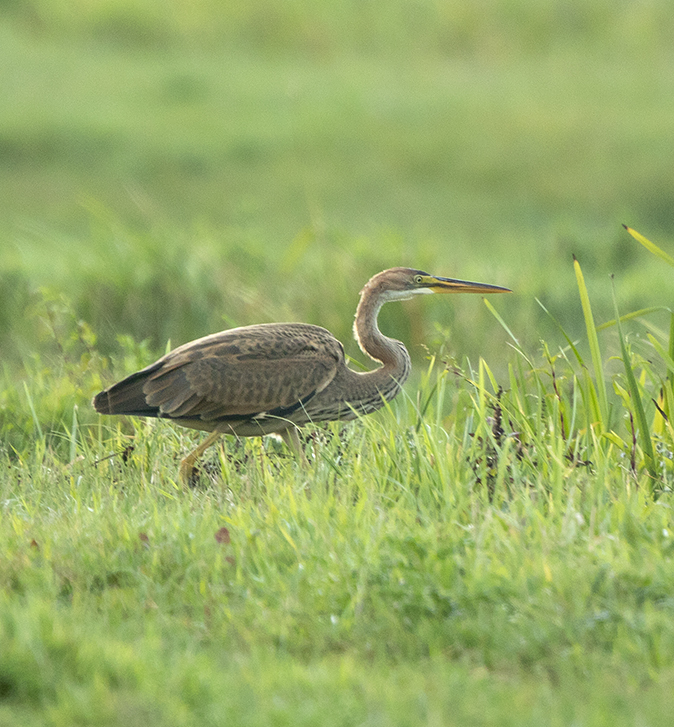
[93,267,510,483]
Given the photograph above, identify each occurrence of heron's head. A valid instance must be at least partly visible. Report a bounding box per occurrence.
[361,267,511,303]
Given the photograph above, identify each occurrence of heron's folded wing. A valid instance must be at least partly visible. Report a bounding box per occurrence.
[143,325,343,421]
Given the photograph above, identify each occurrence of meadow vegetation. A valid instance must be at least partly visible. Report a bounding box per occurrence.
[2,1,674,724]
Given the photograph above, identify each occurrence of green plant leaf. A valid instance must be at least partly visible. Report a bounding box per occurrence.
[612,281,658,485]
[596,306,668,332]
[573,256,608,429]
[536,298,585,367]
[623,225,674,268]
[482,298,520,348]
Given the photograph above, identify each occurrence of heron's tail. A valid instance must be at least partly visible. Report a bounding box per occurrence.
[92,368,161,417]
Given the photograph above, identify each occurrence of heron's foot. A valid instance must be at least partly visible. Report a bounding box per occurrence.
[179,457,200,488]
[178,431,223,488]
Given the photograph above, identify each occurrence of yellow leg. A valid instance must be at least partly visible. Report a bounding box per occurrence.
[179,431,222,487]
[281,427,309,467]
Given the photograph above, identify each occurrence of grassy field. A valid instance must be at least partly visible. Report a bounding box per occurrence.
[2,1,674,724]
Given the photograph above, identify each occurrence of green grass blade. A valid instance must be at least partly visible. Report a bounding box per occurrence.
[573,256,608,428]
[596,306,668,332]
[647,334,674,377]
[623,225,674,268]
[663,375,674,423]
[581,369,602,426]
[612,283,658,484]
[536,298,585,367]
[23,381,44,442]
[482,298,520,348]
[70,404,79,464]
[669,313,674,393]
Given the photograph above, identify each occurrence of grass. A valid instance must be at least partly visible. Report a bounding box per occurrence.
[2,1,674,724]
[4,255,674,723]
[1,385,673,724]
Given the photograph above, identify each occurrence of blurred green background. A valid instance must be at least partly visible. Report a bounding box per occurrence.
[2,0,674,371]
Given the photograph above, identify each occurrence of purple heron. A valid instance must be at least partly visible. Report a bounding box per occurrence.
[93,267,510,484]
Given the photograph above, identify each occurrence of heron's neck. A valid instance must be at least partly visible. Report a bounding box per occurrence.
[353,289,411,385]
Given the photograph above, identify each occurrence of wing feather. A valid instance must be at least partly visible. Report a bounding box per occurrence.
[140,323,343,422]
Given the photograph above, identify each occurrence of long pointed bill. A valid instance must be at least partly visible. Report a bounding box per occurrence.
[421,275,511,295]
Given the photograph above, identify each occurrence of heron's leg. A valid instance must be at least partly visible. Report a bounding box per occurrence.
[281,427,309,467]
[179,431,222,487]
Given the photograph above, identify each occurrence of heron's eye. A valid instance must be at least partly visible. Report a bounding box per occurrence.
[414,274,423,284]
